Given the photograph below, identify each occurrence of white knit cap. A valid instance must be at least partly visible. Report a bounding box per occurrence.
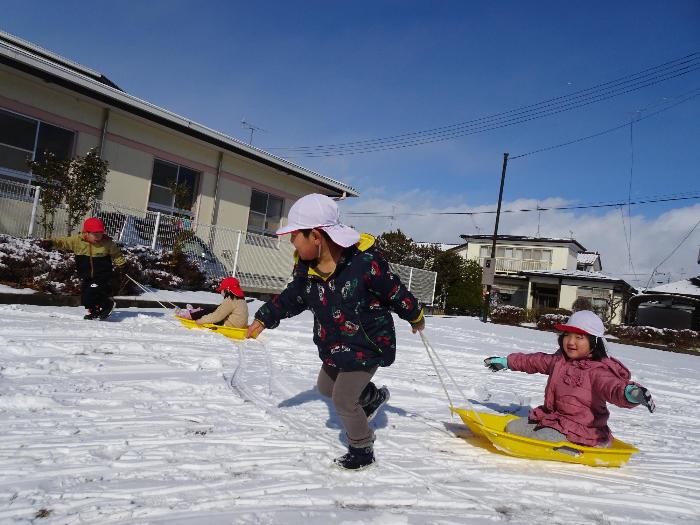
[554,310,606,337]
[276,194,360,248]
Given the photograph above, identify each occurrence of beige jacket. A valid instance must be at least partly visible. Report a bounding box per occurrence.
[199,296,249,328]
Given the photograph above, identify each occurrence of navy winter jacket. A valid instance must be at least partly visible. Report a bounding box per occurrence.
[254,234,423,371]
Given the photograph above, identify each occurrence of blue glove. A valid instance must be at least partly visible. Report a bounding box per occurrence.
[625,384,656,413]
[484,356,508,372]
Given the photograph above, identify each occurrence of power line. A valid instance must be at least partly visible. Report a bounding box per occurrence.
[644,218,700,288]
[345,192,700,218]
[509,86,700,159]
[269,52,700,157]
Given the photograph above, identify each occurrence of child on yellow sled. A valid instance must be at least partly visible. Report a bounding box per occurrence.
[484,310,655,448]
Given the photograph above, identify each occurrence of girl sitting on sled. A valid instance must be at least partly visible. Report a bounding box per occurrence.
[484,310,655,448]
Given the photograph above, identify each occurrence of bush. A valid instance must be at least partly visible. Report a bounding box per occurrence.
[608,325,699,349]
[571,296,593,312]
[523,307,572,323]
[490,305,525,326]
[537,313,569,331]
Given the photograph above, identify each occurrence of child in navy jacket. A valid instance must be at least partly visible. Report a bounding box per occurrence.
[247,194,424,469]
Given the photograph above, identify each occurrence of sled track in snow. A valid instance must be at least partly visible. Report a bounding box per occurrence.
[225,337,493,515]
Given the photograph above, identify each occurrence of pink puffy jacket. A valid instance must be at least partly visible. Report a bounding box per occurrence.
[507,350,639,446]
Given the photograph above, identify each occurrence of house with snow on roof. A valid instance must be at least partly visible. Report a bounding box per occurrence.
[450,235,635,324]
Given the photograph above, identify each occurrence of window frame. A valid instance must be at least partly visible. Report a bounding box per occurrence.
[246,189,284,237]
[0,107,76,183]
[147,158,200,217]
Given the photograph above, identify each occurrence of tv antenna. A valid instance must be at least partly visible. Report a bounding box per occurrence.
[241,118,267,146]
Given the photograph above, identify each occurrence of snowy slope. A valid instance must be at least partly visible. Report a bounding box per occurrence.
[0,302,698,524]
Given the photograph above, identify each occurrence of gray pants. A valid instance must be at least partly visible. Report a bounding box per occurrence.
[317,364,377,448]
[505,416,568,442]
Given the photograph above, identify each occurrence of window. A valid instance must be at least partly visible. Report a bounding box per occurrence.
[147,159,200,216]
[247,189,283,236]
[493,246,552,262]
[0,108,75,182]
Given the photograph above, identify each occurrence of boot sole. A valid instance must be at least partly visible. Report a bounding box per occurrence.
[332,458,376,471]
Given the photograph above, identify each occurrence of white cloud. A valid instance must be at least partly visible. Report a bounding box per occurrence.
[339,193,700,288]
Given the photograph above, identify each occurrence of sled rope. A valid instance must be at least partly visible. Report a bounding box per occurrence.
[419,331,487,427]
[125,273,179,310]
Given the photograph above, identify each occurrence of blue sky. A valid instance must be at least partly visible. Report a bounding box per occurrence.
[4,1,699,285]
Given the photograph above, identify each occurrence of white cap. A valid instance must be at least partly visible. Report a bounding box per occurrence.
[554,310,606,337]
[276,194,360,248]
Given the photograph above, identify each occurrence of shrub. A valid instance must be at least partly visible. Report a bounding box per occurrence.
[608,325,699,349]
[490,305,525,325]
[523,307,572,323]
[571,296,593,312]
[537,313,569,331]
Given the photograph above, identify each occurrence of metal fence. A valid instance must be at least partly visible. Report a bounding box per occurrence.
[0,178,437,304]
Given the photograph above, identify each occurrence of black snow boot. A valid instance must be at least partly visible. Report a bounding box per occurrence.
[98,299,115,320]
[362,385,390,422]
[334,445,375,470]
[83,308,99,320]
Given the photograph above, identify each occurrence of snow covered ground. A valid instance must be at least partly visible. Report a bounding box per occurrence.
[1,300,698,524]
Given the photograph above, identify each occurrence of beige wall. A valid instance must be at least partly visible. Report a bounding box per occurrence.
[558,284,579,310]
[1,64,338,232]
[0,66,105,132]
[457,241,576,272]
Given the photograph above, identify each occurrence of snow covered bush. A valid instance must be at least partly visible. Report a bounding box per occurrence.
[0,235,81,294]
[490,305,525,326]
[0,235,209,295]
[537,313,569,331]
[608,325,699,350]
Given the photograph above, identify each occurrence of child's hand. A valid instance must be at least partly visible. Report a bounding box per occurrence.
[195,318,205,326]
[484,356,508,372]
[625,384,656,413]
[247,320,265,339]
[411,318,425,333]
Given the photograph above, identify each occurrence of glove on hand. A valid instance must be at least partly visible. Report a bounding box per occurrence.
[484,356,508,372]
[37,239,53,250]
[625,384,656,413]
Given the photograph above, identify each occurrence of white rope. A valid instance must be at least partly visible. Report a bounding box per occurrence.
[420,331,455,408]
[418,331,487,427]
[124,273,179,310]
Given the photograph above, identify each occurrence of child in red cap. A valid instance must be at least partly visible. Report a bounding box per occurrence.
[177,277,248,329]
[484,310,655,448]
[39,217,125,320]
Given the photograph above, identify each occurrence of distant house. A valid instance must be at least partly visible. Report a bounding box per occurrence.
[626,277,700,331]
[450,235,635,324]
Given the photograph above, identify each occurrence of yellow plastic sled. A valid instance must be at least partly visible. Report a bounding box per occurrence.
[176,316,253,340]
[451,407,639,467]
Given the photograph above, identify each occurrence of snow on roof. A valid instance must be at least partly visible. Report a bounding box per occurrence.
[519,268,633,286]
[577,252,600,265]
[648,277,700,297]
[415,242,461,251]
[459,234,586,250]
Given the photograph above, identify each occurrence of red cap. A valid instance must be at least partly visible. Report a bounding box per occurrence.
[82,217,106,233]
[216,277,244,298]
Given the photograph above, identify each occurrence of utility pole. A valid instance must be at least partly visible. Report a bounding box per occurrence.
[482,152,509,323]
